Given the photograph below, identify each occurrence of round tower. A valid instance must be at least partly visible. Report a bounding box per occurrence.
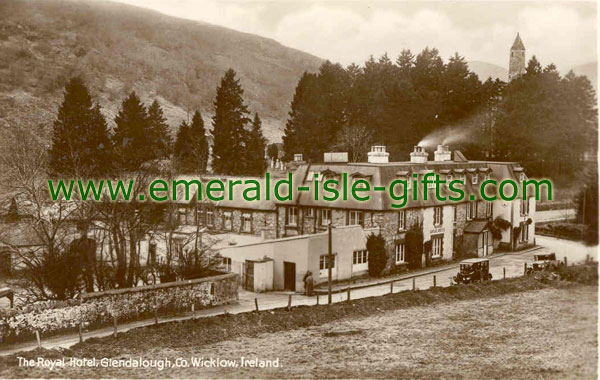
[508,33,526,81]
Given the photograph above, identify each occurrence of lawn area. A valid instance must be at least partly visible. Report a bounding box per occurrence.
[0,276,596,379]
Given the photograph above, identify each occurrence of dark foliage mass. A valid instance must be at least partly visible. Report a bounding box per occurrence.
[366,233,387,277]
[283,52,597,184]
[212,69,266,175]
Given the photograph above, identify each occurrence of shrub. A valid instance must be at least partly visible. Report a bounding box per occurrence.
[366,233,387,277]
[405,224,424,269]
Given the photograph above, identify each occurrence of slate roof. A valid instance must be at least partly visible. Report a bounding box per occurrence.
[173,174,276,211]
[276,159,524,211]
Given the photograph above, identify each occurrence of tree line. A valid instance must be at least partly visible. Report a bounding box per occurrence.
[283,49,597,183]
[49,68,267,179]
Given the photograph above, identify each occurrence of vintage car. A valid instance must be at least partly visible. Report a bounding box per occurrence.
[526,252,563,274]
[453,258,493,284]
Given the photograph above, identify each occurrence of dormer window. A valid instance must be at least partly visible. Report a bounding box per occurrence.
[446,175,452,186]
[471,174,478,185]
[307,171,323,182]
[520,173,526,182]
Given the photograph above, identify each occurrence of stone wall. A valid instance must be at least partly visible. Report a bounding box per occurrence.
[0,273,239,342]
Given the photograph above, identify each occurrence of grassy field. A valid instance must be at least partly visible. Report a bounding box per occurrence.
[0,272,597,379]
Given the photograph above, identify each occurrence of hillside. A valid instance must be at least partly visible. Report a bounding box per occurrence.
[467,61,507,81]
[0,0,324,142]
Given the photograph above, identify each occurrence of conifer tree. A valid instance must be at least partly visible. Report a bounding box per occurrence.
[211,69,250,175]
[245,113,267,176]
[147,100,172,160]
[112,92,150,171]
[174,120,191,171]
[49,77,112,178]
[174,111,209,173]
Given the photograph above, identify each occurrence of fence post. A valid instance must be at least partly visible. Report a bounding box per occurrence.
[503,267,506,279]
[113,315,118,338]
[287,294,292,311]
[523,262,527,275]
[154,307,158,325]
[35,330,41,349]
[390,281,394,294]
[191,303,195,319]
[316,294,319,305]
[433,275,436,288]
[254,297,259,312]
[78,294,83,343]
[412,277,416,291]
[347,288,351,301]
[564,257,568,266]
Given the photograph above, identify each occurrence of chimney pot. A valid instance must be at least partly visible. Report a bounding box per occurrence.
[367,145,389,163]
[410,145,428,163]
[434,144,452,162]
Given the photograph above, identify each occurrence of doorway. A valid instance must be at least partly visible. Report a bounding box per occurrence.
[482,231,489,256]
[283,261,295,291]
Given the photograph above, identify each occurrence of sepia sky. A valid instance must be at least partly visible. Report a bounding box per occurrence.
[112,0,597,71]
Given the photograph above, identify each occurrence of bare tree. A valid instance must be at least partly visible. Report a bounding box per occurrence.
[0,125,80,301]
[335,124,373,162]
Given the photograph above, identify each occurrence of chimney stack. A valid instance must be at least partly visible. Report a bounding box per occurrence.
[367,146,389,163]
[410,146,428,163]
[434,144,451,162]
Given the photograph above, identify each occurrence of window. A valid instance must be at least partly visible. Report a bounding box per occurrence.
[174,237,184,257]
[353,250,368,266]
[206,210,215,227]
[521,199,529,215]
[287,207,298,226]
[242,213,252,233]
[395,243,405,264]
[320,209,332,226]
[521,222,529,242]
[222,257,232,272]
[324,175,338,188]
[195,208,203,225]
[178,208,187,224]
[471,174,478,185]
[434,206,443,226]
[319,254,335,278]
[223,211,232,230]
[398,210,406,231]
[484,173,491,182]
[520,172,526,182]
[467,201,477,220]
[148,242,157,266]
[446,175,452,186]
[306,208,315,218]
[348,210,364,226]
[457,174,466,184]
[352,177,368,189]
[427,173,436,189]
[486,202,493,217]
[432,236,443,258]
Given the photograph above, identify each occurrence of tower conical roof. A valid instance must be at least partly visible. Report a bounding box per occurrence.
[511,33,525,50]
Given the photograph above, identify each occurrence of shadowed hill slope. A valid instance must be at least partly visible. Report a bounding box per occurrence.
[0,0,324,142]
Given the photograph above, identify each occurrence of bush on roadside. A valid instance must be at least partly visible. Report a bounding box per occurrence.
[366,233,387,277]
